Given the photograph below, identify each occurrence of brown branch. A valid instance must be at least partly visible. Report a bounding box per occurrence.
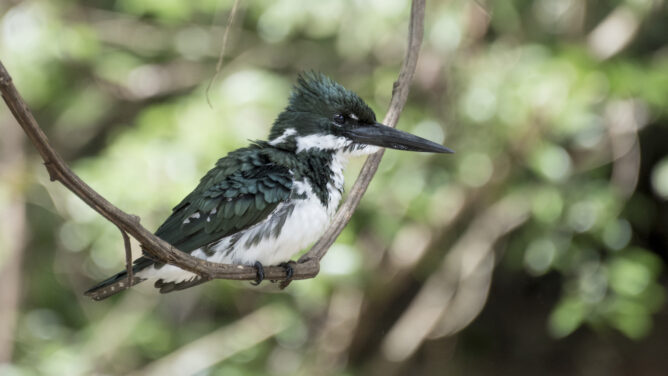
[0,0,426,289]
[302,0,425,261]
[0,61,303,281]
[118,227,134,287]
[281,0,426,287]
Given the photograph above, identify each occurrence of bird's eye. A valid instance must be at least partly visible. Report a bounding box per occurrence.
[333,114,345,125]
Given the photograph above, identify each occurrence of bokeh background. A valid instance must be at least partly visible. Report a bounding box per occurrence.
[1,0,667,374]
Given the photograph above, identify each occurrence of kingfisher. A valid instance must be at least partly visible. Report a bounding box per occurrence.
[85,72,452,300]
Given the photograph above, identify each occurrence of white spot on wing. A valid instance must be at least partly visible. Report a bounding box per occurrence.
[206,207,216,223]
[183,212,201,225]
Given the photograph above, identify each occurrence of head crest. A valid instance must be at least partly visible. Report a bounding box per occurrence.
[287,72,375,122]
[268,72,377,141]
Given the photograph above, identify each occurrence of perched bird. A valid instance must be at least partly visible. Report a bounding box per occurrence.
[85,72,452,300]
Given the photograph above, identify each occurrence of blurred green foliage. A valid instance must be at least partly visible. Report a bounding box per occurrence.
[1,0,667,375]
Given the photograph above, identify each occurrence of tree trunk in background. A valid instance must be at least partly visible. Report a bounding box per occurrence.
[0,115,26,362]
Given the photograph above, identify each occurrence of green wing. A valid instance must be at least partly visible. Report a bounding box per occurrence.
[154,153,293,253]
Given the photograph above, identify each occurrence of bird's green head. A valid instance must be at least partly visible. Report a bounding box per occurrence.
[268,72,453,155]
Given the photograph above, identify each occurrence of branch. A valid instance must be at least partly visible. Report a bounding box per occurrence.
[281,0,426,287]
[0,60,308,282]
[118,226,133,285]
[0,0,426,289]
[205,0,241,108]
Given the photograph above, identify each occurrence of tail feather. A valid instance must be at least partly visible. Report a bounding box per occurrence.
[84,257,155,301]
[154,276,208,294]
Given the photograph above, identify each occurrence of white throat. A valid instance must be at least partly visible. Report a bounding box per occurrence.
[295,133,351,153]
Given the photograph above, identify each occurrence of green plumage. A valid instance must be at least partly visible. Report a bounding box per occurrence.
[153,143,295,254]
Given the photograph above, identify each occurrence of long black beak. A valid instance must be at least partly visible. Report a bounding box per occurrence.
[344,122,454,153]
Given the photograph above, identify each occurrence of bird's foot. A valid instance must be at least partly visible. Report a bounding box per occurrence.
[277,260,299,289]
[279,261,297,281]
[251,261,264,286]
[269,261,297,283]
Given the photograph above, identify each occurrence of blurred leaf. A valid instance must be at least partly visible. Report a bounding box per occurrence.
[548,296,587,338]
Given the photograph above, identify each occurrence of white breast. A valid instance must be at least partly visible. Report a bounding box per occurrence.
[223,179,334,266]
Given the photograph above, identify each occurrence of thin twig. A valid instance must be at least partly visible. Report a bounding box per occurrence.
[0,0,427,289]
[205,0,241,108]
[281,0,426,288]
[118,226,133,288]
[303,0,425,262]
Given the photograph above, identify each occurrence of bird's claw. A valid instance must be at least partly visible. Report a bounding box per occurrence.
[251,261,264,286]
[279,261,296,281]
